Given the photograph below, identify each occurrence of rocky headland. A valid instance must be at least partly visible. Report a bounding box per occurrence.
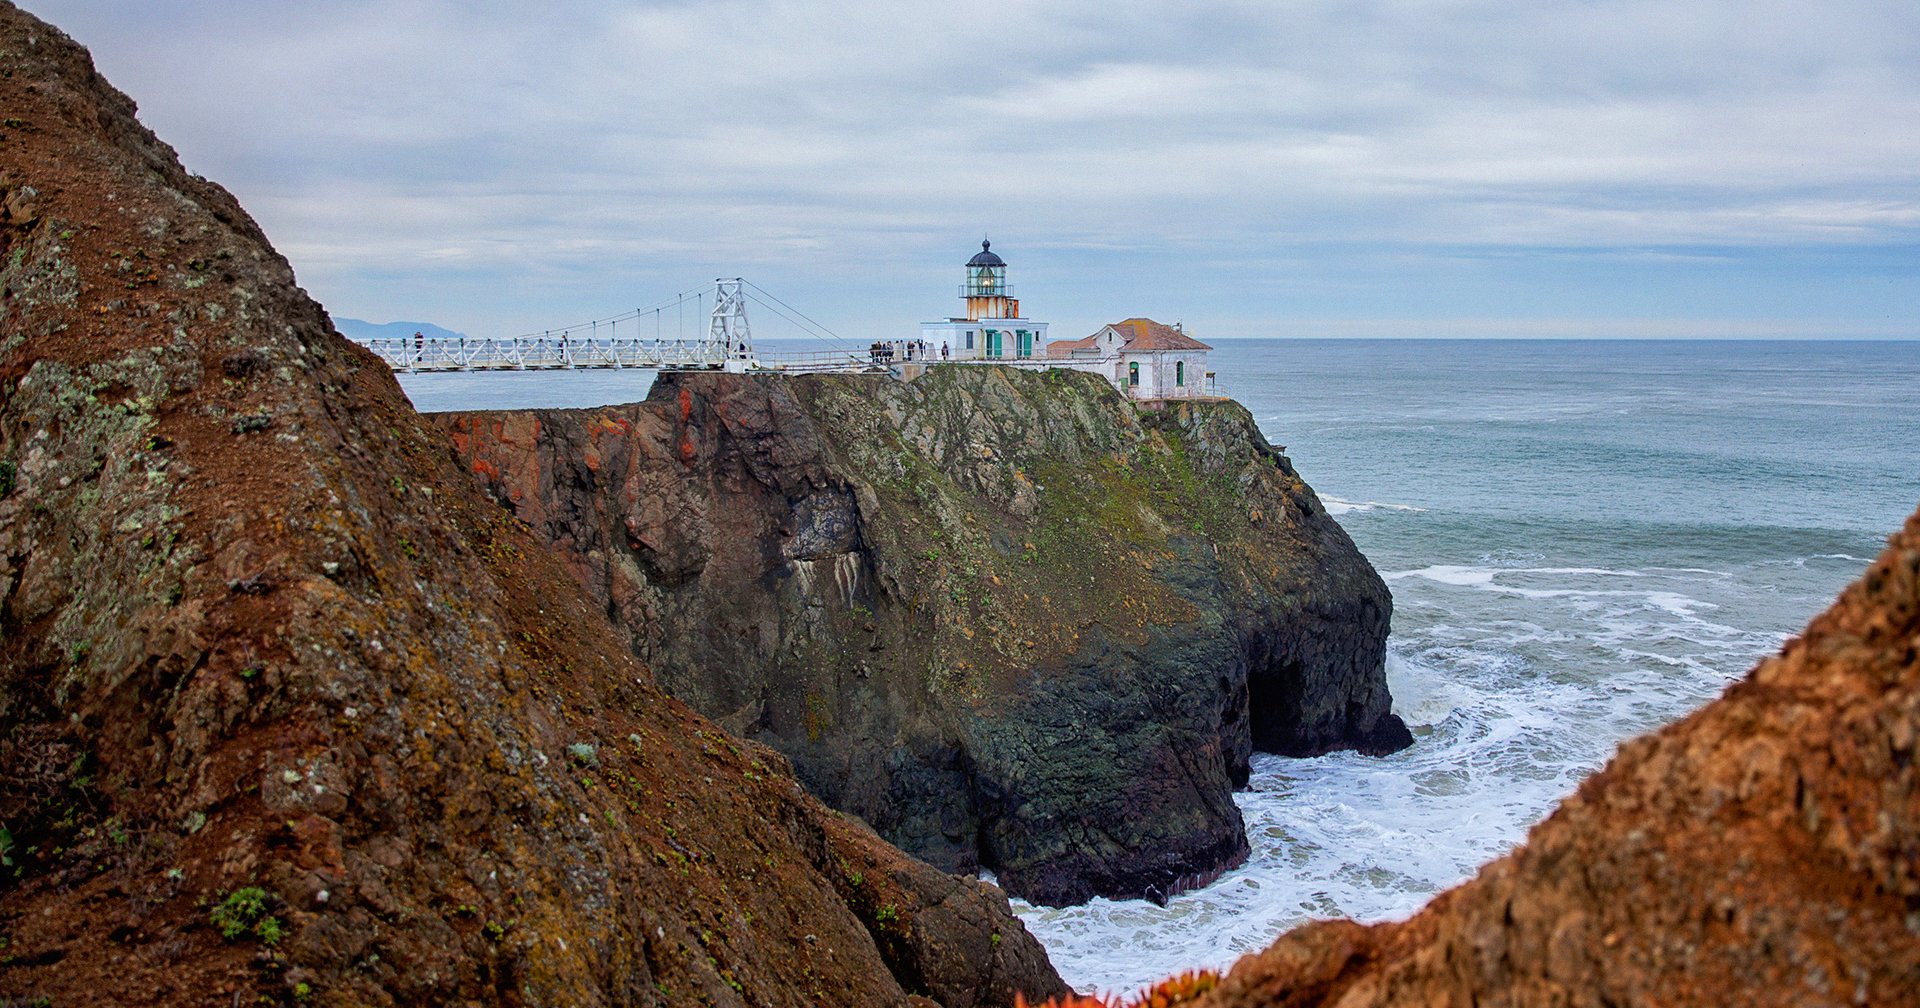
[435,368,1409,905]
[0,5,1064,1005]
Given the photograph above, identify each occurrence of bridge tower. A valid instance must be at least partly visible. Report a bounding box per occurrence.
[709,278,756,373]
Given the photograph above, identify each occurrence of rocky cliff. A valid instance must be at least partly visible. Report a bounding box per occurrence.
[0,5,1064,1005]
[435,367,1408,906]
[1162,505,1920,1006]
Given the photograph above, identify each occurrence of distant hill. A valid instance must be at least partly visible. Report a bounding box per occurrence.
[332,317,468,342]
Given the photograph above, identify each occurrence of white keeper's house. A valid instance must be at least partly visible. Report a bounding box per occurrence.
[1047,318,1214,400]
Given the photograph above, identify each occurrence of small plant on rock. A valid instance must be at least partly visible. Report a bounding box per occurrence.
[208,886,283,945]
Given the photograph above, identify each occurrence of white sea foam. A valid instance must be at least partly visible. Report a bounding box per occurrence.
[1788,553,1874,566]
[1388,564,1650,583]
[1322,496,1430,516]
[1386,564,1496,586]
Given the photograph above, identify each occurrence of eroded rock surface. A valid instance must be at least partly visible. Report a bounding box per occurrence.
[0,6,1064,1005]
[1184,506,1920,1007]
[437,368,1406,905]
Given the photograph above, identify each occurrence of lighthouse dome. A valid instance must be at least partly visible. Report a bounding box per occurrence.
[966,240,1005,267]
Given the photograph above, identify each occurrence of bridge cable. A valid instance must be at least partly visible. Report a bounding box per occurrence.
[742,281,852,350]
[741,291,843,350]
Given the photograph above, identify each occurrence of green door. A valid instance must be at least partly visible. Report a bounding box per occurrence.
[987,330,1002,358]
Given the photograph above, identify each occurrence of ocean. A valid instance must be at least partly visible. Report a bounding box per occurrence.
[395,338,1920,995]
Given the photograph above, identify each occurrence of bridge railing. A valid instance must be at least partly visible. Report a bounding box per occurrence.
[758,349,882,373]
[357,337,731,371]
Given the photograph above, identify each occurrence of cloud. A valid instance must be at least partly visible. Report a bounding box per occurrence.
[24,0,1920,338]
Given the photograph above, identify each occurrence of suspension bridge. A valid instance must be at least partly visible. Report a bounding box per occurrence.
[352,279,891,375]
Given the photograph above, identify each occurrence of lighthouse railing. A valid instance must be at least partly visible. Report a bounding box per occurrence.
[958,283,1017,298]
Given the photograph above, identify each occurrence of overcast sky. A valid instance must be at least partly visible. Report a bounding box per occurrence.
[25,0,1920,342]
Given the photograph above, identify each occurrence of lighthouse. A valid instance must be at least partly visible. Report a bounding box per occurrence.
[921,240,1050,361]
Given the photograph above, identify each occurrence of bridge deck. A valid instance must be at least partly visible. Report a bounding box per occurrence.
[358,336,736,372]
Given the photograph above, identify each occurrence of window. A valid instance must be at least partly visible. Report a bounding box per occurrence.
[964,330,974,350]
[1176,361,1185,386]
[1128,362,1140,386]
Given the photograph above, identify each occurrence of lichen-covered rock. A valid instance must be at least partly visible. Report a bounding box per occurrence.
[1176,507,1920,1007]
[0,5,1065,1005]
[436,366,1406,905]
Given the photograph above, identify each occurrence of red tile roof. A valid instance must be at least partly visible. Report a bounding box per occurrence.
[1109,318,1211,351]
[1045,335,1096,357]
[1046,318,1211,357]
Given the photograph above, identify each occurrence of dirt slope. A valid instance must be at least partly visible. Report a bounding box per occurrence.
[0,4,1064,1005]
[1184,506,1920,1006]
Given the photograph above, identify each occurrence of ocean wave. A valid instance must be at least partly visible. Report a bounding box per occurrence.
[1385,566,1728,614]
[1387,564,1651,584]
[1323,496,1429,516]
[1787,552,1875,566]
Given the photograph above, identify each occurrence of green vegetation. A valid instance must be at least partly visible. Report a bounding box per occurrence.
[208,886,283,945]
[482,918,514,942]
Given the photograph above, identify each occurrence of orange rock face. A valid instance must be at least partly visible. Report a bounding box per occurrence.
[0,4,1063,1005]
[1183,507,1920,1007]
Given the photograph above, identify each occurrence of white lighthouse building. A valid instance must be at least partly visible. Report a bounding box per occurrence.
[920,241,1050,360]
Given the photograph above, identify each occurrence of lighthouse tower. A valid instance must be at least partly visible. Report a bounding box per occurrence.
[921,240,1050,361]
